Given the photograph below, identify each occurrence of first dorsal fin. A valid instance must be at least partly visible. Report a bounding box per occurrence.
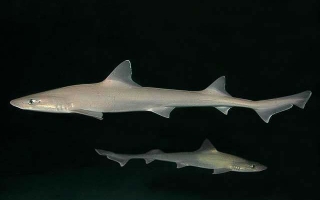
[202,76,231,96]
[196,139,217,152]
[101,60,141,87]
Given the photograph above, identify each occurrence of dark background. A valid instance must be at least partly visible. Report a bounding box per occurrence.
[1,1,319,200]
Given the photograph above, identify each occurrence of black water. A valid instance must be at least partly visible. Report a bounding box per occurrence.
[2,1,319,200]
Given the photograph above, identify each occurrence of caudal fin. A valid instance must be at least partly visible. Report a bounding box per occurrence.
[95,149,129,167]
[290,90,312,109]
[255,91,312,123]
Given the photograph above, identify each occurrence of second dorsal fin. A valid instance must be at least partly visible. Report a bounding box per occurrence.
[196,139,217,152]
[101,60,141,87]
[202,76,231,96]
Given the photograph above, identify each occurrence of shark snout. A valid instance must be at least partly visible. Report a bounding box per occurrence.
[10,98,26,109]
[10,99,19,107]
[256,164,267,172]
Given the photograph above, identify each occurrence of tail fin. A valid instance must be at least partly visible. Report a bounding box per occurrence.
[255,104,293,123]
[255,91,312,123]
[95,149,129,167]
[289,90,312,109]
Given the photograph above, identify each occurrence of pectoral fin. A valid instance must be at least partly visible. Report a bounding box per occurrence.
[213,168,230,174]
[71,109,103,120]
[177,163,187,168]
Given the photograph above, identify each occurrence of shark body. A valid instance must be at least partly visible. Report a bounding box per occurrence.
[10,60,311,122]
[95,139,267,174]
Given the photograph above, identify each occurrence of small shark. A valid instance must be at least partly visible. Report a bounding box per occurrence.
[10,60,311,122]
[95,139,267,174]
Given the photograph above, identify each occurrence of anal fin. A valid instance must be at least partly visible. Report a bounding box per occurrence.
[148,107,175,118]
[71,109,103,120]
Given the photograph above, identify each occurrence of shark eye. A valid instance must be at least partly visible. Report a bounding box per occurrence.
[251,164,255,168]
[28,99,40,105]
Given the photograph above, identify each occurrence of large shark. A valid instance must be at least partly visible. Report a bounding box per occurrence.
[95,139,267,174]
[10,60,311,122]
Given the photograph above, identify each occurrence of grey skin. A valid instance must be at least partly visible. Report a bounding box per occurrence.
[95,139,267,174]
[10,60,311,122]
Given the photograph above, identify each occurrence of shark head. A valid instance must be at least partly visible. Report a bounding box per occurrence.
[10,94,71,113]
[230,161,267,172]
